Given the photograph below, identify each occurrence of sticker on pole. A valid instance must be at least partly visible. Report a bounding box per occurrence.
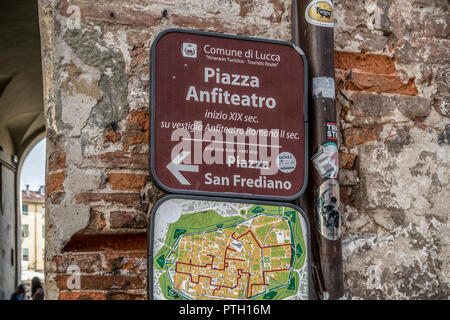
[305,0,334,28]
[150,29,308,200]
[149,195,311,300]
[311,142,338,179]
[314,179,341,240]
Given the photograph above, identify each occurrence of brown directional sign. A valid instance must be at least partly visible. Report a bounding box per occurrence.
[150,29,308,200]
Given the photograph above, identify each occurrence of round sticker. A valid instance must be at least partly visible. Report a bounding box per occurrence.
[277,152,297,173]
[305,0,334,28]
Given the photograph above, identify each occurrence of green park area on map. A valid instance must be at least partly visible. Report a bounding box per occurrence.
[153,203,308,300]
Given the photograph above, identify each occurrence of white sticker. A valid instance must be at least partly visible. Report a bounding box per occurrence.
[311,143,339,178]
[277,152,297,173]
[305,0,334,28]
[312,77,335,99]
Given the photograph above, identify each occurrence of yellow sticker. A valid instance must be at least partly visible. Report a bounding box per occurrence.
[305,0,334,27]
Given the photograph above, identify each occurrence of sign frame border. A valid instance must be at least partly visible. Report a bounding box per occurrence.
[147,193,313,300]
[150,28,309,201]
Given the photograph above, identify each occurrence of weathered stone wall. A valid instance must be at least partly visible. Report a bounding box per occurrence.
[334,0,449,299]
[38,0,449,299]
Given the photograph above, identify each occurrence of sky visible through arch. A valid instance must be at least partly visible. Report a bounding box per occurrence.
[21,138,46,192]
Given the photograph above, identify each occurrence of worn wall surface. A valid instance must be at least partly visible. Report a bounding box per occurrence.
[334,0,449,299]
[0,165,16,299]
[38,0,449,300]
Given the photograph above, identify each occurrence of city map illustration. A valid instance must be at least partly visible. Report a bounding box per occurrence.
[151,198,309,300]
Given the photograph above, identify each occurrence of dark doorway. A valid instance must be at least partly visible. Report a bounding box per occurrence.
[0,0,45,299]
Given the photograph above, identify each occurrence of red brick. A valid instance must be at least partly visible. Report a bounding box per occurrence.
[87,208,106,231]
[104,130,121,143]
[56,275,146,291]
[128,31,152,76]
[171,14,260,36]
[340,153,357,170]
[62,233,147,252]
[108,173,148,191]
[335,52,396,74]
[130,45,150,74]
[267,0,285,22]
[53,253,102,273]
[121,110,150,150]
[75,192,141,206]
[343,126,380,148]
[126,110,149,131]
[48,152,66,172]
[342,93,431,126]
[46,171,65,194]
[59,1,159,27]
[85,152,149,170]
[110,211,147,229]
[103,252,146,273]
[106,291,146,300]
[59,291,107,300]
[238,0,254,17]
[122,130,148,151]
[346,72,418,96]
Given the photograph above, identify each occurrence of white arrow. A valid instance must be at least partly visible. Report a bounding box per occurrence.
[166,151,199,185]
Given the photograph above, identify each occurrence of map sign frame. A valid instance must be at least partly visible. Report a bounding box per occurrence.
[148,195,312,300]
[150,28,309,201]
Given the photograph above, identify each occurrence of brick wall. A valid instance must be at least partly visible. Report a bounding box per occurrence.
[40,0,292,300]
[39,0,449,299]
[334,0,449,299]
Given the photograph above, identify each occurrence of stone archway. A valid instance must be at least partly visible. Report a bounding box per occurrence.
[0,0,45,299]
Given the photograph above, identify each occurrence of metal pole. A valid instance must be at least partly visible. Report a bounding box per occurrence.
[292,0,344,300]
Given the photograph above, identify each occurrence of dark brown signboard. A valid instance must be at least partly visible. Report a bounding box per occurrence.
[151,29,308,200]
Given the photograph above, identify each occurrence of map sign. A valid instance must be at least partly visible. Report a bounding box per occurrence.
[150,196,311,300]
[151,29,308,200]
